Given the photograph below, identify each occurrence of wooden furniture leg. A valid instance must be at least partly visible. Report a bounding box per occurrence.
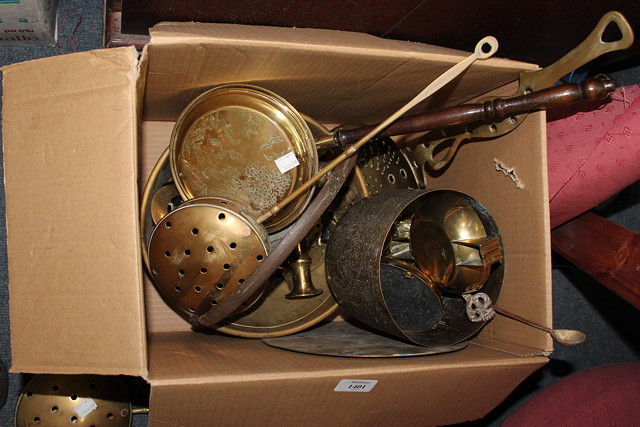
[551,212,640,310]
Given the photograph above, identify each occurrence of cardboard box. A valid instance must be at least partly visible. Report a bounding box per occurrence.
[2,23,552,425]
[0,0,57,46]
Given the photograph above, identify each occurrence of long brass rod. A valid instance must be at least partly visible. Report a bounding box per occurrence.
[257,36,498,223]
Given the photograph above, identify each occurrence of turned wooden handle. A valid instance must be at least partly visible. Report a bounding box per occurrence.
[334,78,616,148]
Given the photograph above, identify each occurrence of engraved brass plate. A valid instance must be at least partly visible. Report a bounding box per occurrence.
[216,118,336,337]
[15,375,131,427]
[170,85,318,233]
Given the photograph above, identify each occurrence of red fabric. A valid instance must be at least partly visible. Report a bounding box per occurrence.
[547,85,640,228]
[503,362,640,426]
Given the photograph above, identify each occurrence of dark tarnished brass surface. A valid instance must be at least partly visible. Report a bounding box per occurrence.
[326,189,504,347]
[15,375,132,427]
[378,261,447,333]
[170,84,318,233]
[410,191,503,294]
[263,320,468,358]
[148,198,269,318]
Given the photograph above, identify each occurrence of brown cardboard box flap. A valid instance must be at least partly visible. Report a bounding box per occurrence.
[143,22,537,124]
[145,331,547,425]
[146,331,546,383]
[471,337,551,358]
[2,46,148,376]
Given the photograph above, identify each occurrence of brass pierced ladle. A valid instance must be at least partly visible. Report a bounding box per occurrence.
[464,292,586,346]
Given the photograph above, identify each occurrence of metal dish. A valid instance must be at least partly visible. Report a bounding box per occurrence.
[169,84,318,233]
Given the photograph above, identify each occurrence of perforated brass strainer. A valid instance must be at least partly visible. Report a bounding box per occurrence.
[15,375,133,427]
[148,197,269,318]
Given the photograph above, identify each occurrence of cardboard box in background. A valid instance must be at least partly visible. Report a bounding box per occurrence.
[2,23,552,426]
[0,0,57,46]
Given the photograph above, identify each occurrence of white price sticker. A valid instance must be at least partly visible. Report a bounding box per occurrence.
[74,397,98,418]
[274,151,300,174]
[334,379,378,392]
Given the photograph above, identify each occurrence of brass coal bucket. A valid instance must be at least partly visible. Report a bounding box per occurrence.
[325,189,504,347]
